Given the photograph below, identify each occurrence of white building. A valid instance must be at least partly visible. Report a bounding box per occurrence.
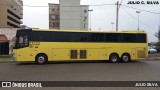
[49,0,89,30]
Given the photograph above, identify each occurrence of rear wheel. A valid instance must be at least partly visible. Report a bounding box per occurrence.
[121,54,130,63]
[36,54,48,64]
[109,54,119,63]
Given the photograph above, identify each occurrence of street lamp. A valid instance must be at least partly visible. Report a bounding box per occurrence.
[136,11,141,30]
[88,9,93,30]
[111,22,114,31]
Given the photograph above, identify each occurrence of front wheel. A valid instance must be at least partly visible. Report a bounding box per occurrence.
[36,54,48,64]
[109,54,119,63]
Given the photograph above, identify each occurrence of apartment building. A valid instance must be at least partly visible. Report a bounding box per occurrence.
[49,4,60,29]
[49,0,89,30]
[0,0,23,28]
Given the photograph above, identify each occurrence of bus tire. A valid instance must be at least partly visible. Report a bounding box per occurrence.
[109,53,119,63]
[121,53,130,63]
[35,54,48,64]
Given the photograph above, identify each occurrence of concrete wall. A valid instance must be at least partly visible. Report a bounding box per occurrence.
[0,0,8,28]
[0,0,23,28]
[80,5,89,30]
[60,0,81,30]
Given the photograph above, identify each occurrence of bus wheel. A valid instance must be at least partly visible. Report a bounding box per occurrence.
[121,54,130,63]
[36,54,48,64]
[109,53,119,63]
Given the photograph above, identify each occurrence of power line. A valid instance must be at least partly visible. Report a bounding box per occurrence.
[121,4,160,14]
[121,7,158,31]
[119,0,124,9]
[120,0,124,5]
[0,3,159,14]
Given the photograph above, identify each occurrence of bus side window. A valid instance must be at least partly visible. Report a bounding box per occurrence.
[23,36,28,46]
[89,33,104,42]
[105,33,121,42]
[18,36,23,44]
[137,34,146,43]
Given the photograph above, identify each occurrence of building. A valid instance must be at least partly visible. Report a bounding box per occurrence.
[49,0,89,30]
[0,0,23,28]
[80,5,89,30]
[0,28,17,55]
[49,4,60,29]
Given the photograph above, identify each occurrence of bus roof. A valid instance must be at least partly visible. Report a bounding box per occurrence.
[19,29,146,34]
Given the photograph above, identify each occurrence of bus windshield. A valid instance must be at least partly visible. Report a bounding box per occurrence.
[14,35,29,49]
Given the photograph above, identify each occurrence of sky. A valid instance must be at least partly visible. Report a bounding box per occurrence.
[23,0,160,42]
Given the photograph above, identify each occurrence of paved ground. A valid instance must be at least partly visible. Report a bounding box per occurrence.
[0,60,160,90]
[0,53,158,90]
[0,60,160,81]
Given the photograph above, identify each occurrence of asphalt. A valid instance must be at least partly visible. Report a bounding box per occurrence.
[0,61,160,81]
[0,60,160,90]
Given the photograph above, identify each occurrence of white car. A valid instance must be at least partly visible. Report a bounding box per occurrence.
[148,47,157,53]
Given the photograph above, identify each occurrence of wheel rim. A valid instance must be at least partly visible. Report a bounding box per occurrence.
[111,56,117,62]
[38,56,45,63]
[123,55,129,62]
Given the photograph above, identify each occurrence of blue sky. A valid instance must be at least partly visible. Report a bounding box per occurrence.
[23,0,160,42]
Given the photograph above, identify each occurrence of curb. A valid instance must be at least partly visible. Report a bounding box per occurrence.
[147,57,160,60]
[0,55,12,58]
[0,61,15,63]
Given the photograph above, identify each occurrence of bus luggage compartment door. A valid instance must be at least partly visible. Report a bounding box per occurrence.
[88,49,107,60]
[52,49,70,60]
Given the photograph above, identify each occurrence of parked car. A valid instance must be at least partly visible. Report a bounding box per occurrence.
[148,47,157,53]
[154,46,160,53]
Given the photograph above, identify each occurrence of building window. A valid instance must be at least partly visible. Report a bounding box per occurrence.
[52,9,55,12]
[84,9,87,13]
[84,24,86,28]
[50,15,56,20]
[50,22,56,27]
[84,16,87,21]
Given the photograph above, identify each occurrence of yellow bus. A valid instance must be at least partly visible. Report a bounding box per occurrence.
[13,29,148,64]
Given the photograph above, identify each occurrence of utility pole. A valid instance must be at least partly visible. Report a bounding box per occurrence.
[136,11,141,30]
[88,9,93,30]
[158,12,160,44]
[159,11,160,27]
[115,0,124,31]
[116,1,119,31]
